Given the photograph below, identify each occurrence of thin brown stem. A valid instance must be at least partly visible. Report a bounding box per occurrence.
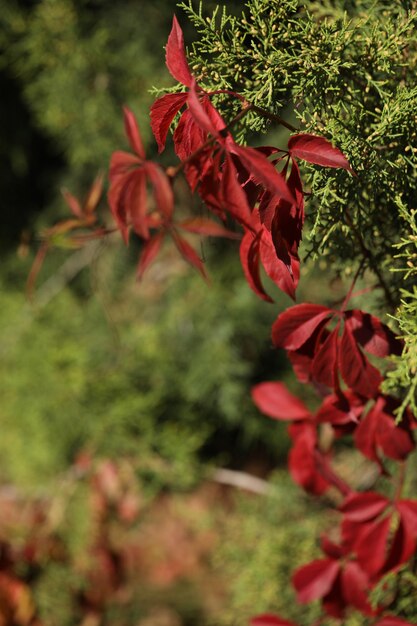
[250,104,298,132]
[340,258,366,312]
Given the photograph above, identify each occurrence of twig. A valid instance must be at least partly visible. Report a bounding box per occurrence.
[212,468,274,496]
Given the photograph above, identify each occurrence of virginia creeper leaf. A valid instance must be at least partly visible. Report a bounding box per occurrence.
[251,382,310,421]
[288,134,354,172]
[165,16,193,87]
[272,304,332,351]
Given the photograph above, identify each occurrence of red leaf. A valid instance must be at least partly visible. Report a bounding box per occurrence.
[271,303,332,351]
[108,170,138,244]
[354,405,383,468]
[377,410,415,461]
[188,85,220,136]
[316,391,364,426]
[251,615,298,626]
[240,230,273,303]
[62,189,82,218]
[150,93,188,153]
[339,323,382,396]
[339,492,390,522]
[345,310,403,357]
[172,231,207,279]
[137,231,165,280]
[288,424,330,495]
[259,228,298,300]
[288,134,354,172]
[84,172,104,215]
[165,15,193,87]
[144,161,174,219]
[292,558,340,603]
[123,107,145,158]
[178,217,239,239]
[127,171,149,239]
[311,326,339,389]
[396,500,417,563]
[287,160,304,217]
[251,382,310,421]
[222,154,254,229]
[341,561,374,615]
[232,144,294,205]
[109,150,141,180]
[355,514,392,576]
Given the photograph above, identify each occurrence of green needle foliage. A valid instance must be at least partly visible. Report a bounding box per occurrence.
[176,0,417,415]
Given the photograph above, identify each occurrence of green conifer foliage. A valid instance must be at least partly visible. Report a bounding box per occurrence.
[176,0,417,413]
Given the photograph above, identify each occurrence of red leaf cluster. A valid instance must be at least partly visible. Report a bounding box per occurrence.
[107,16,353,299]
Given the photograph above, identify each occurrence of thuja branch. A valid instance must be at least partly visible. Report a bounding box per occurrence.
[250,104,298,133]
[344,208,396,311]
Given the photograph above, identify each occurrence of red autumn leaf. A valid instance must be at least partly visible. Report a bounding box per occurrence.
[109,150,141,180]
[126,170,149,240]
[382,519,410,574]
[321,535,344,560]
[339,323,382,397]
[311,326,339,389]
[123,106,145,158]
[344,310,403,357]
[173,108,206,163]
[251,382,311,421]
[259,231,299,301]
[62,189,82,218]
[288,424,330,495]
[375,409,415,461]
[137,231,165,280]
[251,615,298,626]
[143,161,174,219]
[84,172,104,215]
[150,92,188,153]
[355,514,392,576]
[231,144,294,205]
[272,303,332,351]
[355,397,415,467]
[316,391,364,426]
[292,558,340,603]
[178,217,239,239]
[221,154,253,229]
[108,169,140,243]
[165,15,193,87]
[288,134,354,172]
[354,404,383,468]
[287,159,304,217]
[172,231,207,279]
[187,83,219,136]
[394,500,417,564]
[240,230,273,303]
[341,561,374,615]
[339,492,390,523]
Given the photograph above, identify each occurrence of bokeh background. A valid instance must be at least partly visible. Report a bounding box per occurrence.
[0,2,358,625]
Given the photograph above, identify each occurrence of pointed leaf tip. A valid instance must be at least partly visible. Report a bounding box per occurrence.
[166,15,194,87]
[288,134,354,173]
[123,107,145,158]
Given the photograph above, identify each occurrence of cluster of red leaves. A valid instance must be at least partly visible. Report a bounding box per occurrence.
[108,16,353,300]
[252,299,417,621]
[31,12,416,626]
[106,15,415,626]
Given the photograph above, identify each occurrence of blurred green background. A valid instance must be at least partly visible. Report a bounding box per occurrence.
[0,2,365,626]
